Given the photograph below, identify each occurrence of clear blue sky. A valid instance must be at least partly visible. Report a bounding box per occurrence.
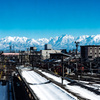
[0,0,100,39]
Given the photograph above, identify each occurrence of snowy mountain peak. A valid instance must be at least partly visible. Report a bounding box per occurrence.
[93,35,100,42]
[0,34,100,51]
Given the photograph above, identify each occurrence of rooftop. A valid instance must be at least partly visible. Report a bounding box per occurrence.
[80,45,100,47]
[2,53,19,56]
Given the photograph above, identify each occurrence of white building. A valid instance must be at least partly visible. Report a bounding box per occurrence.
[44,44,52,50]
[40,50,61,60]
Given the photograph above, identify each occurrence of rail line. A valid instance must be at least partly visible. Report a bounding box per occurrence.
[36,68,100,100]
[33,69,85,100]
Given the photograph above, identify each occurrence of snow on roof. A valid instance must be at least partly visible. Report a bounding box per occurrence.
[2,53,19,56]
[21,69,77,100]
[38,70,100,100]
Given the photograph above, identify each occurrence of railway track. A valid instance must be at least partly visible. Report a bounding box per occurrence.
[34,70,85,100]
[67,74,100,85]
[16,66,100,100]
[36,68,100,100]
[63,76,100,94]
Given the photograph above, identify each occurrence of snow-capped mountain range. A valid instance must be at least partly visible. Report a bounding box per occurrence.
[0,34,100,51]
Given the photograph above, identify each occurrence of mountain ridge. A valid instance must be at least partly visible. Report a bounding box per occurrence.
[0,34,100,51]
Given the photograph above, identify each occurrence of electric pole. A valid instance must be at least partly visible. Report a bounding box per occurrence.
[75,41,80,55]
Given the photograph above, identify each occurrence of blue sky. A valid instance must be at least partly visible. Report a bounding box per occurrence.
[0,0,100,39]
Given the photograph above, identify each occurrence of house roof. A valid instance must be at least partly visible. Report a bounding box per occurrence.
[81,45,100,47]
[2,53,19,56]
[50,53,71,57]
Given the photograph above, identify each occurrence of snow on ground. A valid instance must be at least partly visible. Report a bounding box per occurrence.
[38,70,100,100]
[78,81,100,92]
[75,80,100,92]
[66,84,100,100]
[0,82,8,100]
[21,70,78,100]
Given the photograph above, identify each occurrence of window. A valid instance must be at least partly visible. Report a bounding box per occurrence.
[95,50,97,53]
[88,56,92,58]
[95,55,97,57]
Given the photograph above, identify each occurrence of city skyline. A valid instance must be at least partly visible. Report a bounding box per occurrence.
[0,0,100,39]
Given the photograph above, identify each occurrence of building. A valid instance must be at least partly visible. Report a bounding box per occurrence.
[0,53,19,67]
[30,47,37,52]
[81,45,100,61]
[44,44,52,50]
[29,51,41,66]
[19,51,30,65]
[50,53,70,60]
[19,47,41,66]
[61,49,68,54]
[40,50,61,60]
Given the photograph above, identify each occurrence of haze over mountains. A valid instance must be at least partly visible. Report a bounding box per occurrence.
[0,34,100,51]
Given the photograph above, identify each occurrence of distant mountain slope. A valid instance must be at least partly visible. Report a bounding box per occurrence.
[0,34,100,51]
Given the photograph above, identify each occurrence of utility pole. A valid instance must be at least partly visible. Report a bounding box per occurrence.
[13,45,14,52]
[61,56,64,84]
[75,41,80,55]
[10,45,12,53]
[90,61,93,74]
[75,41,80,77]
[48,62,49,70]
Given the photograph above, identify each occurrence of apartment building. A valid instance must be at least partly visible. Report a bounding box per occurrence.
[81,45,100,61]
